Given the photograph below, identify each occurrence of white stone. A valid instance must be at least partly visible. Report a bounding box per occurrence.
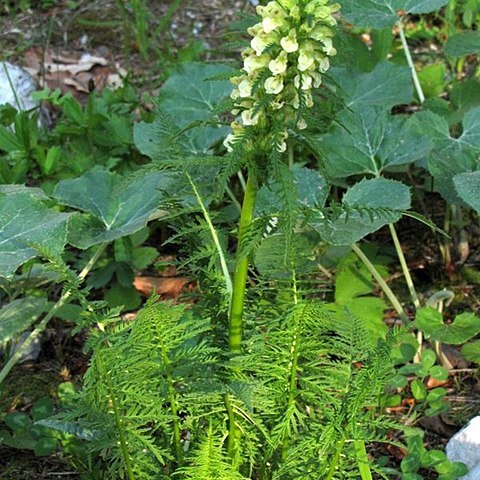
[0,61,38,112]
[461,462,480,480]
[446,416,480,479]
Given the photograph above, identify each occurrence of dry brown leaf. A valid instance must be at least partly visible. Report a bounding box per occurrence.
[134,276,191,300]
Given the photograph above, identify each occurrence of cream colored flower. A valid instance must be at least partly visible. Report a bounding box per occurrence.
[321,38,336,56]
[269,51,288,75]
[294,74,313,91]
[298,49,315,72]
[280,29,299,53]
[318,57,330,73]
[296,118,308,130]
[258,2,286,33]
[241,109,259,126]
[277,130,289,152]
[271,96,285,110]
[226,0,339,148]
[238,78,253,98]
[244,53,270,74]
[310,71,322,88]
[264,75,284,94]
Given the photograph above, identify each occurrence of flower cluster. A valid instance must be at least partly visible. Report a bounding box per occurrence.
[224,0,340,153]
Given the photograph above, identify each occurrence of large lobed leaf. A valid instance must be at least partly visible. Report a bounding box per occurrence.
[310,177,411,245]
[53,168,176,249]
[320,106,430,178]
[444,31,480,58]
[0,190,71,278]
[330,62,413,110]
[412,107,480,204]
[155,62,233,155]
[339,0,449,28]
[0,298,47,343]
[454,171,480,213]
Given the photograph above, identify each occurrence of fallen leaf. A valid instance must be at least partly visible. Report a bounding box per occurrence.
[134,276,192,301]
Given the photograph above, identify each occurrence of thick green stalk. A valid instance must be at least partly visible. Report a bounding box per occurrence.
[351,243,408,324]
[354,440,373,480]
[229,173,257,353]
[0,244,107,386]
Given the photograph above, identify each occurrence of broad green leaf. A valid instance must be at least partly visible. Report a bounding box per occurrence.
[421,349,436,369]
[157,62,233,154]
[405,0,449,14]
[31,398,54,422]
[321,107,430,178]
[411,379,427,401]
[53,168,175,249]
[453,171,480,213]
[412,108,480,204]
[311,178,411,245]
[415,307,480,344]
[418,63,447,99]
[334,251,388,303]
[0,298,47,343]
[37,418,96,441]
[444,31,480,58]
[333,31,377,72]
[0,126,23,152]
[333,252,388,340]
[339,0,449,28]
[105,284,141,311]
[330,62,413,109]
[0,192,71,278]
[450,79,480,116]
[256,166,329,215]
[33,437,57,457]
[339,0,402,28]
[5,412,32,430]
[461,340,480,363]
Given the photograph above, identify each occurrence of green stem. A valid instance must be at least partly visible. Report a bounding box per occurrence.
[2,63,22,111]
[186,172,233,300]
[351,243,408,324]
[0,244,107,386]
[282,271,300,460]
[229,173,257,353]
[354,440,373,480]
[100,352,136,480]
[225,392,238,459]
[325,438,346,480]
[388,224,420,309]
[156,325,182,462]
[397,18,425,104]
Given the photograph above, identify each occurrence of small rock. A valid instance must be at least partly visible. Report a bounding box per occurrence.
[446,416,480,478]
[0,61,38,112]
[461,462,480,480]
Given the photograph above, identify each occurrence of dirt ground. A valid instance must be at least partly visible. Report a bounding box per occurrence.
[0,0,250,97]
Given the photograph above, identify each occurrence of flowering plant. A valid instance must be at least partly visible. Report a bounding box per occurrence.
[224,0,340,153]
